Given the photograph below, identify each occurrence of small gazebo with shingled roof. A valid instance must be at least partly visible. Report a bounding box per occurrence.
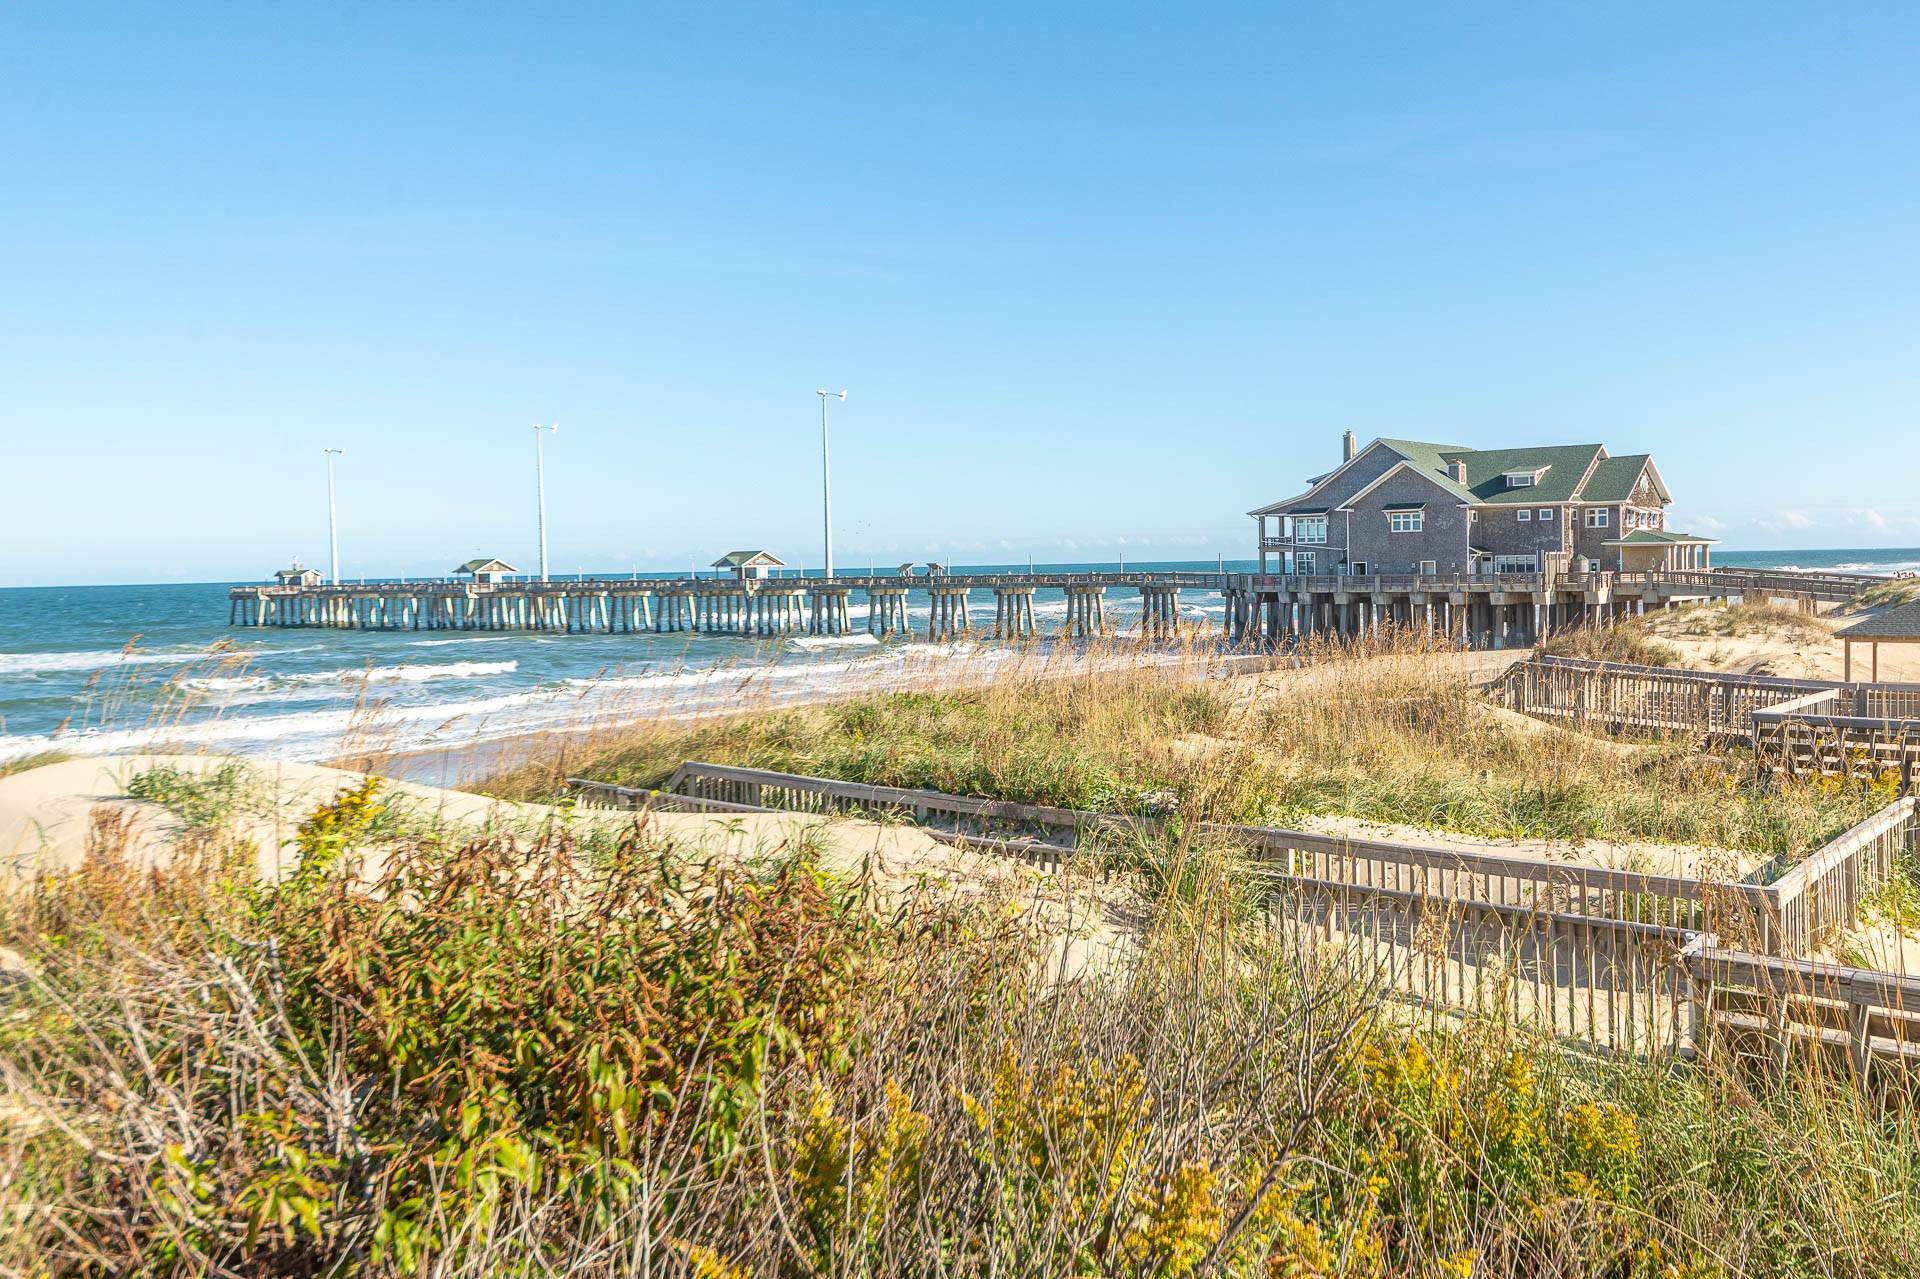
[1835,599,1920,682]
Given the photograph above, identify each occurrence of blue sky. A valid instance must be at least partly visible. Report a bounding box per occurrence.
[3,3,1917,585]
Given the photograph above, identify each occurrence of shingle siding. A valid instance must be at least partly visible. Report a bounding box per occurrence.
[1475,504,1568,560]
[1346,470,1472,573]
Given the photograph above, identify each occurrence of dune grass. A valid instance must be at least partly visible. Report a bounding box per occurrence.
[1538,619,1683,667]
[1,780,1915,1277]
[1644,601,1834,646]
[494,641,1885,861]
[1854,580,1920,609]
[0,749,74,781]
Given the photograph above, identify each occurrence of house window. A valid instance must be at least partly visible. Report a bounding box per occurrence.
[1294,552,1316,575]
[1537,508,1554,521]
[1493,554,1537,574]
[1350,561,1369,576]
[1517,509,1532,522]
[1387,510,1423,533]
[1419,560,1437,575]
[1585,508,1610,529]
[1292,515,1328,544]
[1503,471,1536,488]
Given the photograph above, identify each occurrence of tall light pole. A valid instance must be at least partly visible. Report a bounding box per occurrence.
[815,389,846,577]
[531,423,558,581]
[322,448,345,584]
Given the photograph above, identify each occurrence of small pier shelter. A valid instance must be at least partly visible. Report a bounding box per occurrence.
[274,563,324,588]
[713,551,785,580]
[456,558,519,584]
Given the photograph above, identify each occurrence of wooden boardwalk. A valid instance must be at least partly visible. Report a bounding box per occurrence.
[227,565,1884,647]
[1494,654,1920,794]
[567,761,1920,1068]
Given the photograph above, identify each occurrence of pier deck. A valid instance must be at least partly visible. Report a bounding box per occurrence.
[227,567,1883,647]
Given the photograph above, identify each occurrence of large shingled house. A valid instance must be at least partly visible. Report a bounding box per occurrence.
[1250,432,1714,576]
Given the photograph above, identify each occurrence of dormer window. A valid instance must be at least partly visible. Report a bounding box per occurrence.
[1502,466,1548,489]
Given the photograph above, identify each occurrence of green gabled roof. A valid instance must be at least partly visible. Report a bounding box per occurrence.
[1603,529,1716,545]
[1369,439,1478,504]
[712,550,786,568]
[1836,600,1920,641]
[1581,454,1662,503]
[1436,443,1603,505]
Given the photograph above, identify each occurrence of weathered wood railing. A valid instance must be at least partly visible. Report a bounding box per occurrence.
[1496,657,1920,795]
[1270,877,1707,1056]
[1687,947,1920,1075]
[570,762,1918,956]
[566,762,1919,1069]
[1492,654,1850,737]
[1753,692,1920,794]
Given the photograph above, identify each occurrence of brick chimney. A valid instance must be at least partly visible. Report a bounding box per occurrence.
[1450,460,1468,484]
[1341,430,1357,463]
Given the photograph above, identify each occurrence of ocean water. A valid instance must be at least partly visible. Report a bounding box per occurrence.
[0,561,1243,770]
[4,549,1914,771]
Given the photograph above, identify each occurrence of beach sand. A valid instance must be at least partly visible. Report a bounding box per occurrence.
[1642,600,1920,682]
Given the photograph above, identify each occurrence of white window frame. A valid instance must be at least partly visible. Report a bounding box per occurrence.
[1418,559,1437,575]
[1517,508,1532,522]
[1537,507,1554,521]
[1350,560,1369,576]
[1387,510,1423,533]
[1294,551,1316,575]
[1292,515,1328,544]
[1504,472,1536,488]
[1585,508,1610,529]
[1493,554,1538,574]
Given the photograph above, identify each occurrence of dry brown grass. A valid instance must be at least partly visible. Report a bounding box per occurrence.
[487,633,1884,862]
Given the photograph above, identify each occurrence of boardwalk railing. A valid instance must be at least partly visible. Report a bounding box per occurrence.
[566,762,1919,1068]
[569,761,1919,956]
[1269,877,1706,1057]
[568,760,1920,1060]
[1492,654,1851,736]
[1494,654,1920,795]
[1688,947,1920,1075]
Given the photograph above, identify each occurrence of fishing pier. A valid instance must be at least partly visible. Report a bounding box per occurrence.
[227,567,1877,648]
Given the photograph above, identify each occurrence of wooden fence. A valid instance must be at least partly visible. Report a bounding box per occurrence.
[1496,656,1920,796]
[1687,947,1920,1076]
[566,763,1920,1071]
[1268,876,1705,1057]
[1753,690,1920,793]
[1490,654,1845,736]
[568,762,1918,956]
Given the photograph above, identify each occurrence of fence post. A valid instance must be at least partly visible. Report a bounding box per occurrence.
[1848,993,1872,1091]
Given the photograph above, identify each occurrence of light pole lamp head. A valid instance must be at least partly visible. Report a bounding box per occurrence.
[816,389,847,401]
[532,422,558,434]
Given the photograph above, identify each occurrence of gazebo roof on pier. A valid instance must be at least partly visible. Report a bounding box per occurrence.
[711,551,785,570]
[1836,600,1920,643]
[455,557,519,575]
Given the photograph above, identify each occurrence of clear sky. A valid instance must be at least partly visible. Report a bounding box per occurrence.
[3,3,1917,586]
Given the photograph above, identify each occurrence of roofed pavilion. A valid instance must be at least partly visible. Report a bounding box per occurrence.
[1835,599,1920,682]
[712,550,786,580]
